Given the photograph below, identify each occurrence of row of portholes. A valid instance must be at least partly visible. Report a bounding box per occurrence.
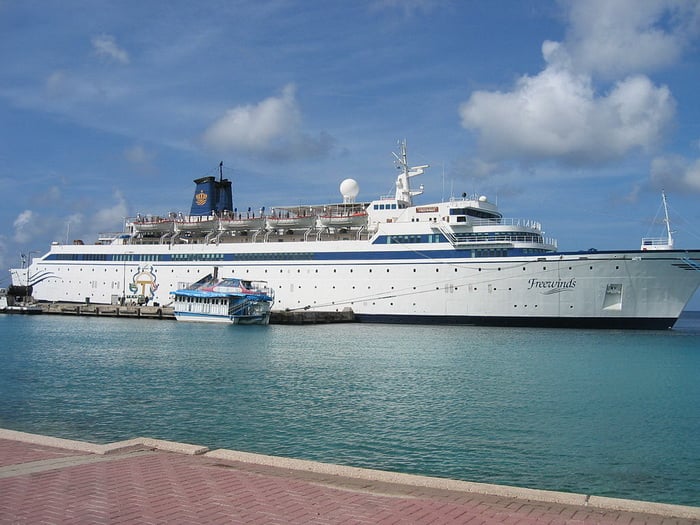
[234,263,621,275]
[50,262,621,283]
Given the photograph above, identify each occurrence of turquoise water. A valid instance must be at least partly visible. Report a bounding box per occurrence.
[1,313,699,506]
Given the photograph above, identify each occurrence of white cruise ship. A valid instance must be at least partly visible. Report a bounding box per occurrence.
[10,142,700,329]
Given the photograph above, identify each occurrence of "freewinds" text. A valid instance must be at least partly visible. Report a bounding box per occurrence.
[527,278,576,290]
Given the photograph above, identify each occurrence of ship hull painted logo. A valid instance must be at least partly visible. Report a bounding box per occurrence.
[128,265,159,298]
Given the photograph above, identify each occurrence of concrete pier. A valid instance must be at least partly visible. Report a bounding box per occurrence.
[40,302,174,319]
[27,302,356,324]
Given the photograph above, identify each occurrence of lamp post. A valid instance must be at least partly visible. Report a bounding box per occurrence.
[122,251,133,305]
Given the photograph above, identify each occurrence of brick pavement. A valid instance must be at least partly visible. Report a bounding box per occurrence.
[0,430,698,524]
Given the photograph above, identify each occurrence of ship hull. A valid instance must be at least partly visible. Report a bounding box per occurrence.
[12,242,700,329]
[354,313,677,329]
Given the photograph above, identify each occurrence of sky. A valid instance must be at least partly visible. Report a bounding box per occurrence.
[1,0,700,307]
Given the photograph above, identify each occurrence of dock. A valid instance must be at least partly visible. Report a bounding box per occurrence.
[39,302,174,319]
[14,302,356,324]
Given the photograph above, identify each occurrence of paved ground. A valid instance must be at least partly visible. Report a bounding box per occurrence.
[0,429,697,524]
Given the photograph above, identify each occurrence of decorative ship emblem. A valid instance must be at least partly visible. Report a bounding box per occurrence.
[195,190,208,206]
[128,265,159,298]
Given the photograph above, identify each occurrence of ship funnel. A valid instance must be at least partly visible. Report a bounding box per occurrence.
[190,174,234,216]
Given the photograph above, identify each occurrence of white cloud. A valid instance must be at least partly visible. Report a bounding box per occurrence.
[202,84,334,161]
[203,84,300,151]
[459,63,674,163]
[124,145,155,165]
[562,0,700,79]
[13,210,36,243]
[458,0,684,165]
[91,34,130,65]
[91,191,128,232]
[650,154,700,192]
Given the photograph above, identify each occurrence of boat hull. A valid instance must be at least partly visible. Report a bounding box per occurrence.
[14,243,700,329]
[173,312,270,324]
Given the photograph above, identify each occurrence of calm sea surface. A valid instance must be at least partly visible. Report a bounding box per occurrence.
[1,312,699,506]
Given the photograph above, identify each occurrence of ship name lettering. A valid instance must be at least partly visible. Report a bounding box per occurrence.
[527,278,576,290]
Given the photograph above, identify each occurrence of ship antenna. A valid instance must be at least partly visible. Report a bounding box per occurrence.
[219,161,224,182]
[662,190,673,248]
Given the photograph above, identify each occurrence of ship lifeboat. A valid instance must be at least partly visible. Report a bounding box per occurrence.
[175,216,218,233]
[219,217,266,231]
[266,215,316,230]
[132,216,175,233]
[318,211,368,228]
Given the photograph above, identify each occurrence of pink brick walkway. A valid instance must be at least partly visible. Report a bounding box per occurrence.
[0,433,697,524]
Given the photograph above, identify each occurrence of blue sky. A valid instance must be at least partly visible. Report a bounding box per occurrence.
[2,0,700,306]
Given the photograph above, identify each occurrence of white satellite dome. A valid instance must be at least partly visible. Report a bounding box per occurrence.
[340,178,360,203]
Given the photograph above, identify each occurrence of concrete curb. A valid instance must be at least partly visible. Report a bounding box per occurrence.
[205,448,585,506]
[0,428,209,456]
[2,428,698,520]
[199,449,700,520]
